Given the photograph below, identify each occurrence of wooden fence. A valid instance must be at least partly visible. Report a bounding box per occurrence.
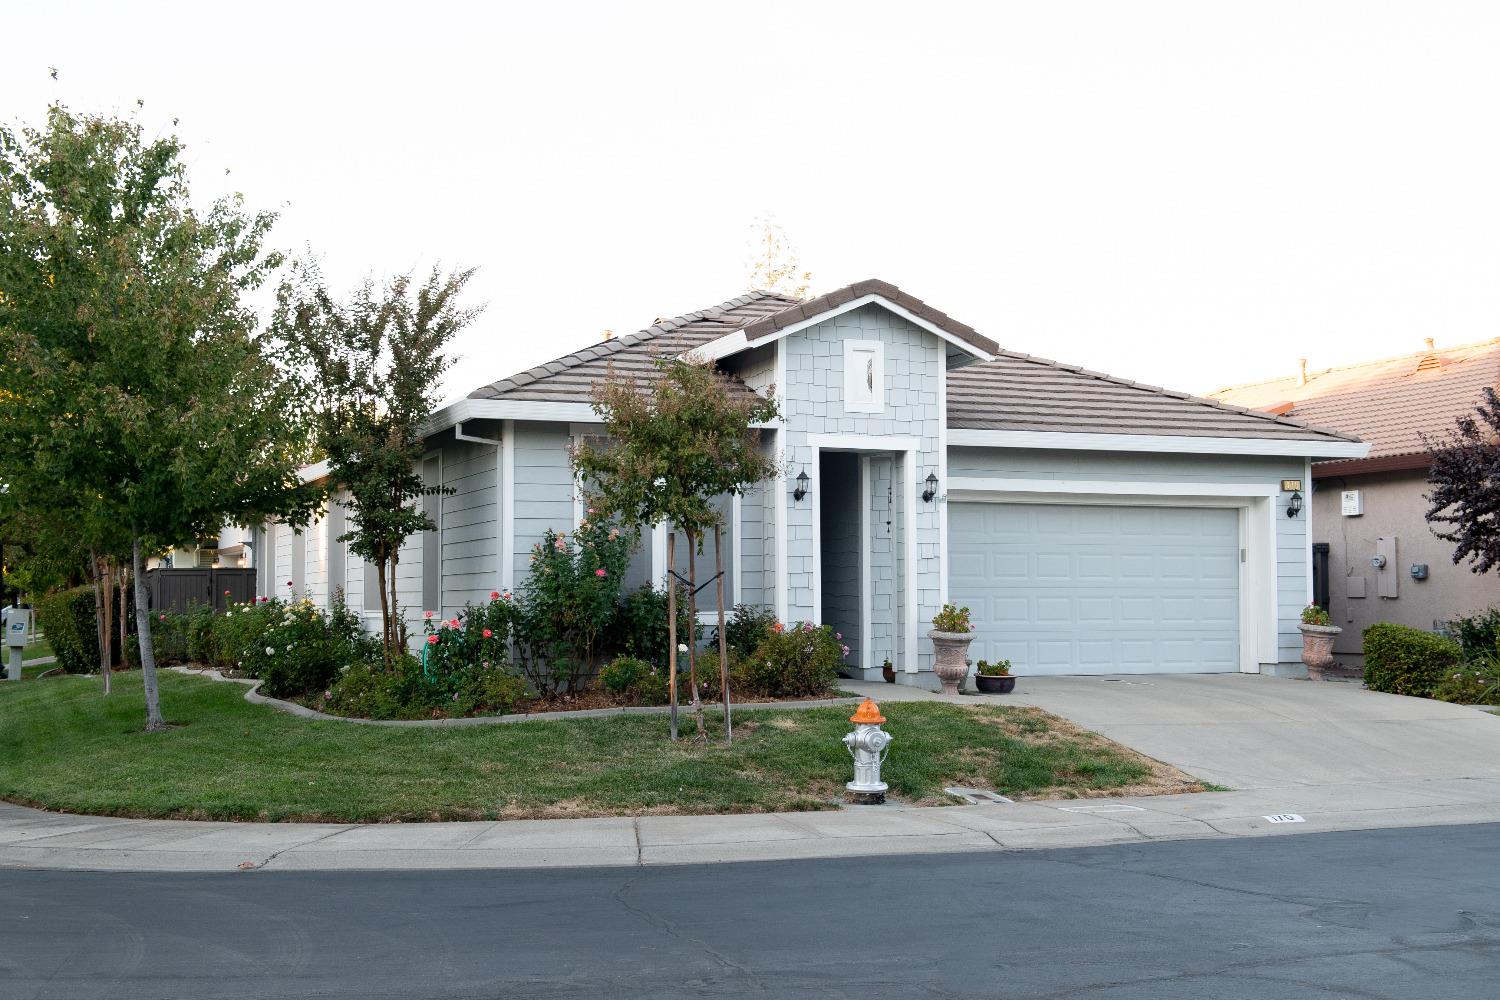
[143,568,257,613]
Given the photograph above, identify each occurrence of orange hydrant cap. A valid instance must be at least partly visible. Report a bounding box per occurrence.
[849,698,886,725]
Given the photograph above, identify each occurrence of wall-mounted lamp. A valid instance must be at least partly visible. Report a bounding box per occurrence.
[1286,491,1303,518]
[211,554,222,568]
[922,472,939,503]
[793,469,810,502]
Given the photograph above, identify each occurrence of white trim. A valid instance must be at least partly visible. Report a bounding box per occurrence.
[1303,457,1314,612]
[841,339,885,414]
[947,478,1278,675]
[500,420,515,592]
[811,456,822,625]
[947,428,1369,460]
[651,522,667,590]
[949,477,1280,499]
[570,432,584,529]
[806,433,921,452]
[937,358,949,608]
[299,459,330,484]
[731,492,742,609]
[692,293,995,365]
[454,421,500,446]
[859,456,873,674]
[903,450,918,673]
[774,345,789,623]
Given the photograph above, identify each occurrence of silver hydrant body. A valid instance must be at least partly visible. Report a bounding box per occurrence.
[843,699,892,804]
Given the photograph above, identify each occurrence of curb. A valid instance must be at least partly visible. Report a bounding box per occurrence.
[167,666,862,728]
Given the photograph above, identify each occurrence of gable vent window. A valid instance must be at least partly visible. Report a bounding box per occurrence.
[842,339,885,414]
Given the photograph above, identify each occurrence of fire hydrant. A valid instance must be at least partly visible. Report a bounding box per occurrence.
[843,698,892,804]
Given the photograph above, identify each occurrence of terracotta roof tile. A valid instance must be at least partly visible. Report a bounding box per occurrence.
[1210,338,1500,458]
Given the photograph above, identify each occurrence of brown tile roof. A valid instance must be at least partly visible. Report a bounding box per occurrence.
[465,281,1358,444]
[947,349,1358,441]
[1209,338,1500,459]
[467,291,800,402]
[741,278,1001,356]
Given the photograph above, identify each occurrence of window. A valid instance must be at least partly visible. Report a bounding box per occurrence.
[842,340,884,414]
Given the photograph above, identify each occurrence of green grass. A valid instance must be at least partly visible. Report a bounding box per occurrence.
[0,671,1197,823]
[22,636,54,662]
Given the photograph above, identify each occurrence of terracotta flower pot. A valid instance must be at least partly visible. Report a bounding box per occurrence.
[1299,623,1342,680]
[928,629,975,695]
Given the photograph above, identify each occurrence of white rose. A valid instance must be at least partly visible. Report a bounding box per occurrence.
[677,643,688,653]
[265,646,275,655]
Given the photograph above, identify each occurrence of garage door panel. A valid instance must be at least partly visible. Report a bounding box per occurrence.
[949,501,1240,676]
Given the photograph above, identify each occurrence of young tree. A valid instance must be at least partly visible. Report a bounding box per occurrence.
[0,105,320,729]
[747,213,812,299]
[272,264,480,662]
[574,357,779,742]
[1426,387,1500,574]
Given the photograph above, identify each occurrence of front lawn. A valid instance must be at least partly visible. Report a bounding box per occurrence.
[0,672,1205,822]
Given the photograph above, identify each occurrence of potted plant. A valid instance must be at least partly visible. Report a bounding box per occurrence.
[1298,603,1342,680]
[881,657,896,684]
[974,658,1015,694]
[928,604,975,695]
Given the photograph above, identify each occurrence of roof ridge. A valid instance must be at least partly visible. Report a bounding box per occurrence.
[1208,335,1500,396]
[467,289,796,399]
[977,347,1361,443]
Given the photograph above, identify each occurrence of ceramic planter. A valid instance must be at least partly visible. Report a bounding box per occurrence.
[882,663,896,684]
[974,673,1015,694]
[1299,623,1342,680]
[928,629,975,695]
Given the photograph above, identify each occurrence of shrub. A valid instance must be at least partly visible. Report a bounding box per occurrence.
[1443,608,1500,661]
[932,604,972,633]
[1433,653,1500,705]
[604,584,693,667]
[1301,604,1331,626]
[419,597,512,693]
[1363,623,1462,698]
[737,620,846,698]
[511,519,633,693]
[720,603,777,658]
[34,586,98,674]
[323,655,526,720]
[237,591,379,699]
[599,655,653,696]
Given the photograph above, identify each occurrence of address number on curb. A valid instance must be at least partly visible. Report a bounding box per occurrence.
[1263,814,1305,824]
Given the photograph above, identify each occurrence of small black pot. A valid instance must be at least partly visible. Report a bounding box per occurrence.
[974,674,1015,694]
[882,664,896,684]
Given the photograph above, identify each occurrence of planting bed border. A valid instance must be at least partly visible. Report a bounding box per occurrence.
[166,666,861,728]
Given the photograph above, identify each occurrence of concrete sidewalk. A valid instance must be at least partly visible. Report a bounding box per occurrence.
[5,672,1500,873]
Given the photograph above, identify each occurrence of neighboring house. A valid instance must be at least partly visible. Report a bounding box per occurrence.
[259,279,1365,686]
[1213,338,1500,665]
[149,526,255,571]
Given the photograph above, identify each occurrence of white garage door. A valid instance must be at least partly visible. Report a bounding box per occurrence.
[948,502,1240,675]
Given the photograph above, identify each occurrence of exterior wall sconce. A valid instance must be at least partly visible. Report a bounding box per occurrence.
[922,472,939,503]
[793,469,810,502]
[1286,491,1303,518]
[211,554,222,568]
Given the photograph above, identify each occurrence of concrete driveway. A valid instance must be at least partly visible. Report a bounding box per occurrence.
[859,674,1500,789]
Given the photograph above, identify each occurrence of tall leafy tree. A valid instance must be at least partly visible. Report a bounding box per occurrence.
[272,264,479,662]
[0,105,319,729]
[1426,387,1500,574]
[574,357,779,742]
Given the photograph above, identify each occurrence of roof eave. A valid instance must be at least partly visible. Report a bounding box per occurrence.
[946,428,1371,460]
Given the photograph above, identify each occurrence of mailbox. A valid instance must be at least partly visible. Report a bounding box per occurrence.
[4,606,28,681]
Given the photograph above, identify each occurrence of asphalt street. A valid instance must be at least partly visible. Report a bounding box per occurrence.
[3,822,1499,999]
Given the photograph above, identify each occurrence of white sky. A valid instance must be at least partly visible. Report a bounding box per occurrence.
[6,1,1499,403]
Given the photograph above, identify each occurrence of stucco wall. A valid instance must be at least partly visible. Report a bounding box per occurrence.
[1313,468,1500,661]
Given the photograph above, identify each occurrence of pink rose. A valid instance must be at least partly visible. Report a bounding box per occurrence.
[158,614,166,621]
[489,591,500,600]
[482,629,493,639]
[424,610,435,619]
[223,589,231,596]
[595,568,607,578]
[286,580,293,587]
[502,591,512,600]
[426,635,439,645]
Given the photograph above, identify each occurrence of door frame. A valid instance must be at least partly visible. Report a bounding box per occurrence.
[947,478,1279,674]
[807,434,921,674]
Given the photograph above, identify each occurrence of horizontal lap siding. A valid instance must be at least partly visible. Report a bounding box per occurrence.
[512,422,576,587]
[441,439,499,618]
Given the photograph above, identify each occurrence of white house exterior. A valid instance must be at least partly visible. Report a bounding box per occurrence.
[258,279,1368,687]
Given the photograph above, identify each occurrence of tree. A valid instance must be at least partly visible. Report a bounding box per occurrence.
[272,264,480,662]
[573,357,779,742]
[0,105,320,729]
[1426,387,1500,575]
[747,213,812,299]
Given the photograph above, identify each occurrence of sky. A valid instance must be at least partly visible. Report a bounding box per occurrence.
[6,1,1499,404]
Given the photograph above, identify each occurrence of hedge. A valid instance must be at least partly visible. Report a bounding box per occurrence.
[34,586,99,674]
[1363,623,1462,698]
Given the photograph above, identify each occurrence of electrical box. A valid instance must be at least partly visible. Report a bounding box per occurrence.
[1341,490,1363,516]
[1376,537,1399,599]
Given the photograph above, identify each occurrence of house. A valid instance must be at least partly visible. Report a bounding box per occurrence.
[1212,338,1500,665]
[258,279,1367,685]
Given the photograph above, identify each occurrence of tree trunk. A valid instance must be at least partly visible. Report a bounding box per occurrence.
[687,530,705,740]
[90,550,110,695]
[376,556,392,665]
[119,563,128,667]
[132,536,167,731]
[667,532,678,741]
[102,560,114,669]
[388,550,403,650]
[715,523,731,745]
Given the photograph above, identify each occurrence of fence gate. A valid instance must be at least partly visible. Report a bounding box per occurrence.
[144,568,258,613]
